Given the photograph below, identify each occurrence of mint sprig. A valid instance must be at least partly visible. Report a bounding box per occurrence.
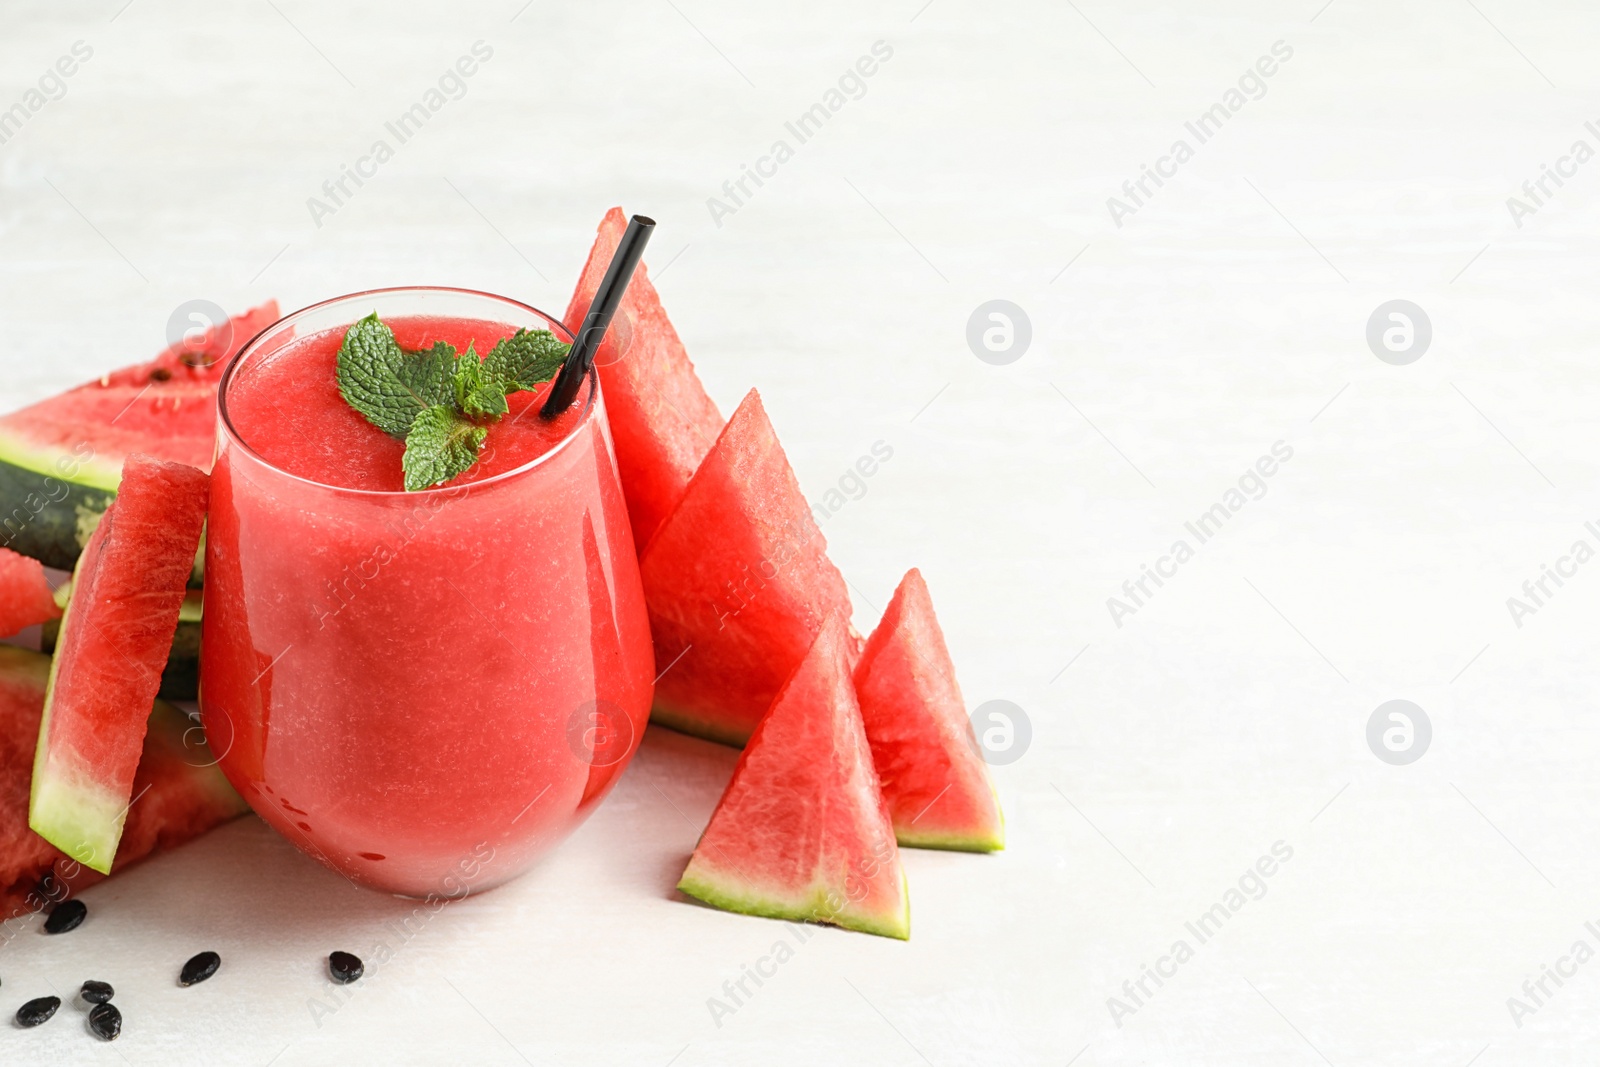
[335,314,570,491]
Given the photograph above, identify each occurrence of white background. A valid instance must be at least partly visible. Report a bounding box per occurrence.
[2,1,1598,1063]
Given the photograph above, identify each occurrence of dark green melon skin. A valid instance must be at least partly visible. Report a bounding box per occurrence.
[156,621,200,701]
[0,458,113,573]
[0,457,204,584]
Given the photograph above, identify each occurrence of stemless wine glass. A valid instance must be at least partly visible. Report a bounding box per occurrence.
[199,288,654,897]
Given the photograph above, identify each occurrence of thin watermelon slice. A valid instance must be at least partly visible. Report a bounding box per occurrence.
[0,300,276,571]
[0,547,60,637]
[42,583,202,701]
[639,389,853,746]
[678,618,909,939]
[30,454,210,874]
[567,208,722,548]
[854,569,1004,852]
[0,644,244,922]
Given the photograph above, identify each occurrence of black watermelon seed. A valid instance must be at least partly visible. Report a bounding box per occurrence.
[16,995,60,1027]
[43,898,87,934]
[179,950,220,986]
[328,951,364,984]
[87,1002,121,1041]
[80,980,114,1004]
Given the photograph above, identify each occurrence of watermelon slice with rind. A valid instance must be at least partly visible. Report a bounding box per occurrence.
[41,583,201,701]
[854,569,1004,852]
[0,547,60,637]
[0,300,276,571]
[566,207,722,548]
[30,454,210,874]
[678,618,909,939]
[0,644,244,922]
[639,389,853,746]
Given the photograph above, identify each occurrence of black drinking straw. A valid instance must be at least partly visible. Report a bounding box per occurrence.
[540,214,655,418]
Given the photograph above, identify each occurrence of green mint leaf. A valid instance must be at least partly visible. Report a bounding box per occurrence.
[484,329,569,393]
[452,342,509,419]
[337,314,455,437]
[402,404,488,491]
[464,385,509,419]
[397,342,457,411]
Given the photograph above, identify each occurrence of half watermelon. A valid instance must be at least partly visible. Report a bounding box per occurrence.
[639,389,853,746]
[0,300,276,571]
[0,644,243,922]
[678,618,909,939]
[854,569,1004,852]
[30,454,210,874]
[567,208,722,548]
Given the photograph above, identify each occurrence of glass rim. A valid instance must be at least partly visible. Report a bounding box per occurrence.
[215,286,596,499]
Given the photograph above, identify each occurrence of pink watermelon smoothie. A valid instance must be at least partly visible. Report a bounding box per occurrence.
[200,292,655,896]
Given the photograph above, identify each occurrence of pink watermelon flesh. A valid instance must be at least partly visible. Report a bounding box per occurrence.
[0,300,279,485]
[566,207,722,548]
[854,569,1004,852]
[639,389,853,746]
[0,644,244,922]
[30,454,210,873]
[678,618,909,939]
[0,547,60,637]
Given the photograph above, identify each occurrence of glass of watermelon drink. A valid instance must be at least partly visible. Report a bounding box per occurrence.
[199,288,654,897]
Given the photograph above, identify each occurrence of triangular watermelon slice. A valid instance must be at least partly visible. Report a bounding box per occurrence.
[0,547,61,637]
[677,618,909,939]
[566,208,722,548]
[639,389,853,746]
[854,569,1004,852]
[0,644,244,922]
[30,454,210,874]
[0,300,276,571]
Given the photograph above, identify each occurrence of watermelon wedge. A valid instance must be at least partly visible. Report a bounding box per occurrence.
[0,644,244,923]
[30,454,210,874]
[0,547,60,637]
[854,569,1004,852]
[678,618,909,939]
[639,389,853,746]
[0,300,276,571]
[567,208,722,548]
[42,584,202,701]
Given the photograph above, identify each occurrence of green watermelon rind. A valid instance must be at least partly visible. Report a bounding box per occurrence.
[896,803,1006,853]
[0,426,126,491]
[678,866,911,941]
[649,700,756,749]
[28,762,126,876]
[0,437,116,573]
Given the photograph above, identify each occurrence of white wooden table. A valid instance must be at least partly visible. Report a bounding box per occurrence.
[2,1,1598,1062]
